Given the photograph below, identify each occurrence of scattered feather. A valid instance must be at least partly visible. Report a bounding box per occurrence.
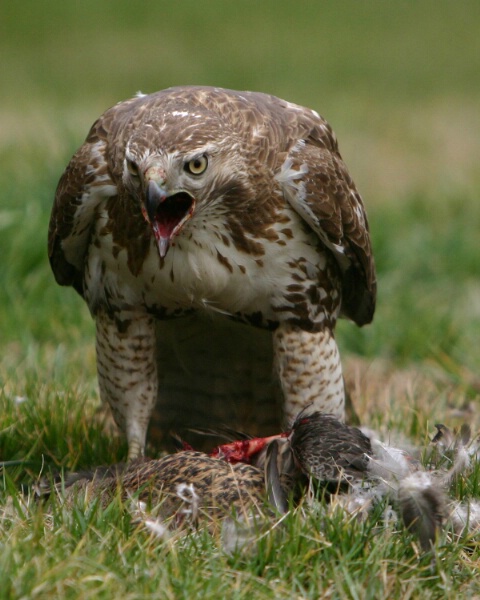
[448,500,480,535]
[144,518,169,539]
[397,472,444,551]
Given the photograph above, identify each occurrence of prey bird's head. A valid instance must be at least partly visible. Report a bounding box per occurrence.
[121,111,245,258]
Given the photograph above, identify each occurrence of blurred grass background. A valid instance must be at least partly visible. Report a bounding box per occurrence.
[1,2,480,597]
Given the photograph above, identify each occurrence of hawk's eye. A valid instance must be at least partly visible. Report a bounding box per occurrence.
[185,155,208,176]
[126,159,140,178]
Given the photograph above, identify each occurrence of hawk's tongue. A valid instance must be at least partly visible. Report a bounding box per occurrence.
[150,221,171,258]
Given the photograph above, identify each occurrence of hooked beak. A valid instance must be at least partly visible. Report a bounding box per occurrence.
[144,180,195,258]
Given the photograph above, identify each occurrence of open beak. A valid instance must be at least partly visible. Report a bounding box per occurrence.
[144,180,195,258]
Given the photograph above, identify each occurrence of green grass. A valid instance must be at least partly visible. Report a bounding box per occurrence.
[1,1,480,597]
[1,474,479,599]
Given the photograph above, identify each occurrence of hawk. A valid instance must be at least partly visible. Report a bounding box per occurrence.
[48,86,376,460]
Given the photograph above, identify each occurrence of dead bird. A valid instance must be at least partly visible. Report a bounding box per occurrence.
[32,411,477,550]
[35,413,372,532]
[37,451,267,533]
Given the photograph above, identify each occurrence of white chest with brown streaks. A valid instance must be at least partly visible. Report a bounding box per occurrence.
[85,205,328,324]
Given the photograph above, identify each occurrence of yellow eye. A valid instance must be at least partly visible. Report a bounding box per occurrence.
[185,155,208,176]
[126,159,140,177]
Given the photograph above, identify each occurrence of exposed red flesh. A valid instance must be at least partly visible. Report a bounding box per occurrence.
[209,432,288,464]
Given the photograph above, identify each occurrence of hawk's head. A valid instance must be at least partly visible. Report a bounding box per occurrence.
[121,110,246,258]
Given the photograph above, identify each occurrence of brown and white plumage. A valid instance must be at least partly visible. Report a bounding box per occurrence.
[57,452,265,526]
[49,86,376,460]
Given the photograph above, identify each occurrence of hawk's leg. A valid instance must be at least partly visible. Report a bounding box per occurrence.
[95,309,158,460]
[273,323,345,424]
